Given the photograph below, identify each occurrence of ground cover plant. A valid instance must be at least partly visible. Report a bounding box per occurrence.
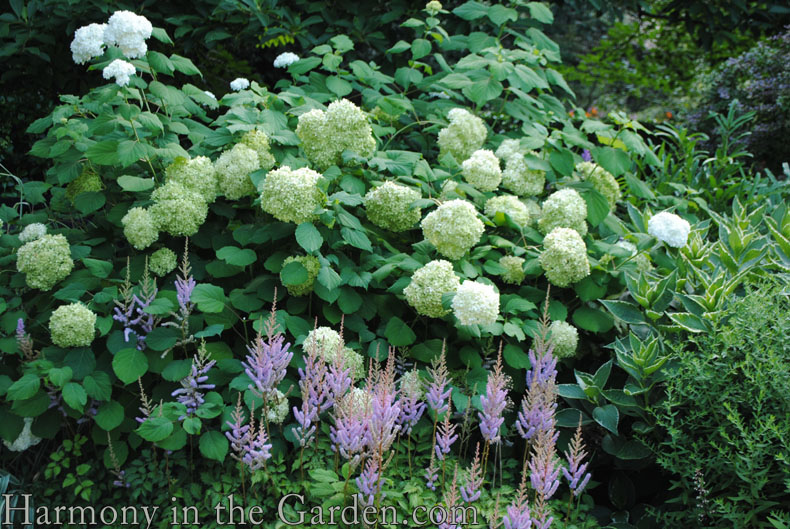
[1,1,789,528]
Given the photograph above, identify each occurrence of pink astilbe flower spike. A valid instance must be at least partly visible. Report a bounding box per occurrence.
[366,348,401,458]
[439,466,462,529]
[426,342,452,416]
[563,420,592,496]
[479,346,508,444]
[502,469,531,529]
[330,389,371,469]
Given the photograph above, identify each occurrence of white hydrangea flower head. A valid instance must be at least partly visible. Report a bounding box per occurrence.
[230,78,250,91]
[303,327,344,362]
[364,181,422,232]
[273,52,300,68]
[280,255,320,297]
[16,234,74,291]
[340,347,366,380]
[614,239,637,256]
[538,188,588,236]
[495,139,522,161]
[121,207,158,250]
[71,23,107,64]
[439,179,460,200]
[499,255,525,285]
[548,320,579,358]
[403,259,461,318]
[502,152,546,196]
[462,149,501,192]
[149,248,178,277]
[49,303,97,347]
[102,59,136,87]
[260,166,324,224]
[421,199,484,260]
[295,99,376,169]
[214,143,261,200]
[149,181,209,237]
[425,0,443,16]
[437,108,487,162]
[266,389,290,424]
[539,227,591,287]
[452,280,500,326]
[400,369,424,398]
[18,223,47,243]
[103,11,152,59]
[484,195,530,226]
[204,90,216,100]
[165,156,219,203]
[3,417,42,452]
[240,129,276,171]
[648,211,691,248]
[575,161,621,210]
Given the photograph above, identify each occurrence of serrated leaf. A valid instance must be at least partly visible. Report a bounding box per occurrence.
[384,317,416,346]
[94,401,124,431]
[83,258,112,279]
[62,382,87,412]
[112,348,148,385]
[216,246,256,267]
[136,417,173,442]
[295,223,323,253]
[7,374,40,401]
[199,431,228,461]
[192,284,226,313]
[453,0,489,20]
[280,261,308,285]
[170,54,202,76]
[85,140,119,165]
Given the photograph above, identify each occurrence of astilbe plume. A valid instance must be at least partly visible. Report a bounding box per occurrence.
[502,470,531,529]
[562,421,591,497]
[16,319,35,359]
[435,400,459,461]
[292,328,330,447]
[397,370,426,436]
[479,347,508,444]
[356,457,383,507]
[425,450,439,491]
[242,303,293,400]
[112,258,157,350]
[515,346,558,443]
[439,466,462,529]
[366,348,401,458]
[426,344,452,416]
[171,343,216,420]
[330,390,371,469]
[174,241,196,324]
[225,395,272,472]
[324,341,353,411]
[135,379,154,424]
[460,443,483,503]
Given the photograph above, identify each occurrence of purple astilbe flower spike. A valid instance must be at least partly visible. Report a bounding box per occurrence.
[293,329,329,447]
[397,370,426,436]
[225,395,271,472]
[226,398,251,460]
[356,458,383,507]
[330,389,371,469]
[425,451,439,491]
[460,443,483,503]
[366,348,401,456]
[243,419,272,471]
[516,327,559,442]
[171,344,216,420]
[113,258,158,350]
[479,347,508,444]
[426,343,451,416]
[325,350,352,412]
[581,149,592,162]
[173,240,195,328]
[242,310,293,400]
[502,471,531,529]
[435,400,458,461]
[529,427,560,500]
[16,318,34,358]
[439,466,461,529]
[562,420,591,497]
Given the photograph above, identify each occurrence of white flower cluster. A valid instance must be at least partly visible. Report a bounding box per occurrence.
[495,139,521,161]
[260,166,324,224]
[499,255,525,285]
[104,10,153,59]
[303,327,343,359]
[102,59,136,87]
[70,23,107,64]
[403,260,460,318]
[548,321,579,358]
[421,200,484,260]
[3,417,42,452]
[18,223,47,243]
[452,280,499,326]
[502,152,546,196]
[437,108,487,162]
[574,161,621,210]
[230,78,250,91]
[538,188,588,236]
[648,211,691,248]
[296,99,376,169]
[214,143,260,200]
[166,156,219,203]
[539,227,590,287]
[266,389,290,424]
[462,149,501,192]
[484,195,530,226]
[364,181,422,232]
[274,52,300,68]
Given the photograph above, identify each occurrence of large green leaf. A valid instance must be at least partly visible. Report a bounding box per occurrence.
[216,246,257,267]
[112,348,148,385]
[192,284,226,313]
[593,404,619,434]
[7,373,40,401]
[62,382,87,412]
[136,417,173,442]
[384,317,416,346]
[94,401,124,431]
[199,431,228,462]
[295,223,323,253]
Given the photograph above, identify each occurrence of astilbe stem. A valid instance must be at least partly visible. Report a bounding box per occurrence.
[425,449,439,491]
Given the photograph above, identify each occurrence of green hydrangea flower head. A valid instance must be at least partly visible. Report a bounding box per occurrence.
[49,303,96,347]
[18,223,47,243]
[121,207,158,250]
[149,248,178,277]
[65,166,103,203]
[439,179,461,200]
[421,199,484,260]
[400,369,423,397]
[575,161,621,210]
[240,129,276,171]
[150,181,208,237]
[522,198,542,226]
[485,195,530,226]
[425,0,443,16]
[260,166,324,224]
[548,320,578,358]
[499,255,525,285]
[502,152,545,196]
[280,255,320,296]
[266,389,290,424]
[539,227,590,287]
[495,138,522,161]
[296,99,376,169]
[165,156,219,203]
[437,108,487,162]
[403,259,461,318]
[303,327,343,361]
[340,347,366,380]
[462,149,501,192]
[214,143,260,200]
[17,234,74,290]
[452,280,500,326]
[538,188,588,236]
[364,181,422,232]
